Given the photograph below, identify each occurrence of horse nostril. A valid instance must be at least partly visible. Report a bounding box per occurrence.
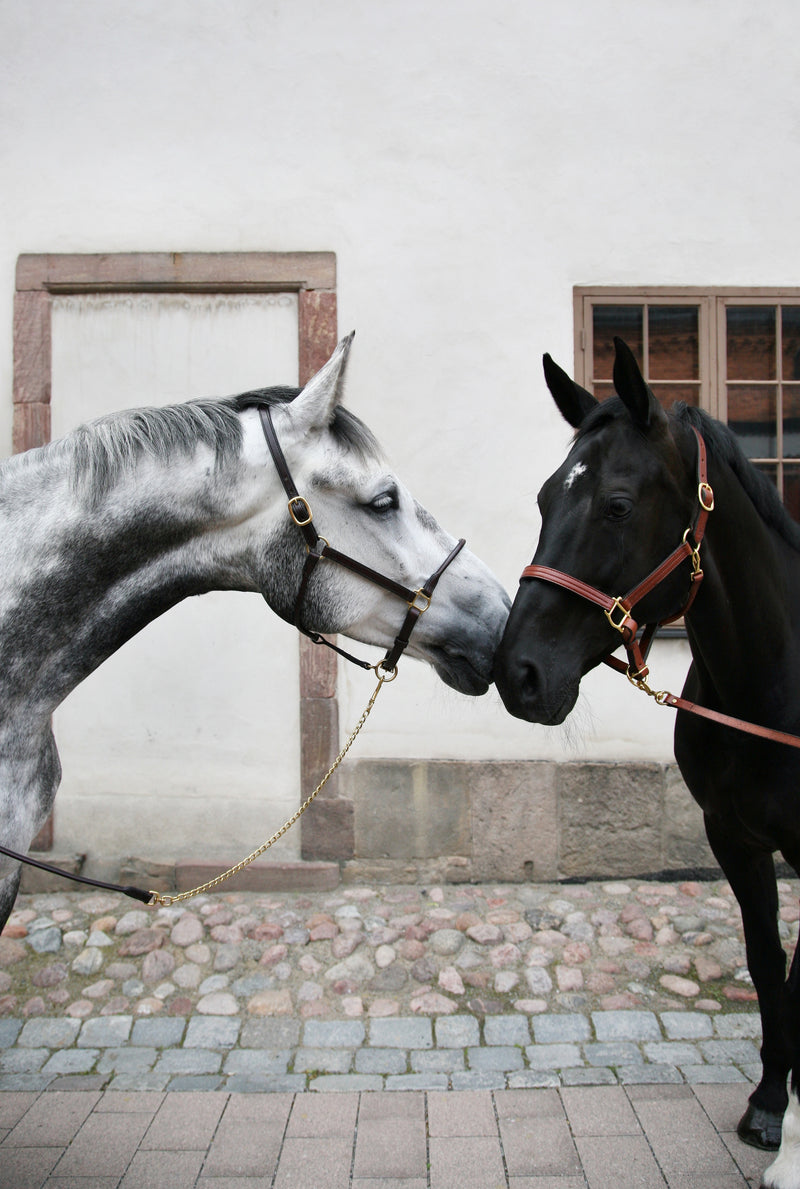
[494,650,539,706]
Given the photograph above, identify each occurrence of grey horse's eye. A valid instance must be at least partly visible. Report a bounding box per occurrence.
[368,490,399,514]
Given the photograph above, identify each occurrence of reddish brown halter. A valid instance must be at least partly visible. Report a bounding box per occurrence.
[519,426,800,752]
[522,427,713,684]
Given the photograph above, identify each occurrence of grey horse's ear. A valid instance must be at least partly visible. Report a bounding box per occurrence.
[543,353,598,428]
[612,337,663,430]
[291,332,355,432]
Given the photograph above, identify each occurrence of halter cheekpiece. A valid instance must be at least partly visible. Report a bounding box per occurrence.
[259,406,466,674]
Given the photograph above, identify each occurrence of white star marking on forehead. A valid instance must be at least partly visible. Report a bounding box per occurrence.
[564,461,587,490]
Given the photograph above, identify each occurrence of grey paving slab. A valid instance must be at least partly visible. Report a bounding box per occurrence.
[353,1116,428,1179]
[274,1136,354,1189]
[428,1135,506,1189]
[118,1149,205,1189]
[575,1133,668,1189]
[560,1084,642,1135]
[51,1110,152,1177]
[427,1089,498,1136]
[139,1091,227,1151]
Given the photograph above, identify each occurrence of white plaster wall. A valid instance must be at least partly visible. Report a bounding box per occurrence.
[1,0,798,783]
[50,294,301,860]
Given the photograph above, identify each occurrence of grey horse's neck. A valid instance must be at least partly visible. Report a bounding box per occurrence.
[0,444,264,721]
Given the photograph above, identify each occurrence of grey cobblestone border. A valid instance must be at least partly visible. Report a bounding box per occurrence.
[0,1009,761,1094]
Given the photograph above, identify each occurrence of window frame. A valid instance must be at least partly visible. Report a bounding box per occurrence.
[575,286,800,490]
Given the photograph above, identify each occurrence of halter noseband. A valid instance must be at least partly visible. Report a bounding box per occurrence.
[520,427,714,683]
[260,406,466,674]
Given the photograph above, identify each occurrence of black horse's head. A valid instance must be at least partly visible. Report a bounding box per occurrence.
[494,337,697,725]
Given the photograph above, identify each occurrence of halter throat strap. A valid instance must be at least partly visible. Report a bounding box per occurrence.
[520,427,714,681]
[259,406,465,673]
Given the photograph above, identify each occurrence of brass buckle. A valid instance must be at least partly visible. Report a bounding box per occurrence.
[604,597,632,636]
[409,589,432,614]
[682,527,703,577]
[698,482,715,512]
[289,496,313,527]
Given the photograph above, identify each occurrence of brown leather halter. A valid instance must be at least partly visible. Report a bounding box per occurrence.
[519,426,800,752]
[259,406,466,674]
[523,427,713,685]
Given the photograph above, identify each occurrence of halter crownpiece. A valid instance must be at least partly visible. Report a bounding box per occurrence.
[259,406,466,674]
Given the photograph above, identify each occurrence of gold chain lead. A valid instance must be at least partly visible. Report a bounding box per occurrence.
[148,666,394,908]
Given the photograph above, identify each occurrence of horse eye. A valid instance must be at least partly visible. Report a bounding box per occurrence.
[368,491,398,514]
[605,495,633,521]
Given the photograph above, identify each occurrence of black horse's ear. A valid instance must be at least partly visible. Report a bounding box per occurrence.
[543,353,598,428]
[612,337,660,429]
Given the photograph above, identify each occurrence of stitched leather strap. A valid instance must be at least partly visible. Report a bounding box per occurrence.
[259,406,465,672]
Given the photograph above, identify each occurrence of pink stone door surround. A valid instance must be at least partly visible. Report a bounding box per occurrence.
[13,252,350,860]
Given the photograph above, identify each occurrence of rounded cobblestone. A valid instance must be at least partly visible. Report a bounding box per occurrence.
[0,878,789,1035]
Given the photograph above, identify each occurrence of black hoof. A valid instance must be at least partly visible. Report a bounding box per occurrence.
[737,1102,783,1151]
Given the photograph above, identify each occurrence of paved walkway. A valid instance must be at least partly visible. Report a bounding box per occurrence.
[1,876,792,1185]
[0,1082,770,1187]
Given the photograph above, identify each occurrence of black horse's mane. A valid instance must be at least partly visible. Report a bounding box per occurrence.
[675,402,800,554]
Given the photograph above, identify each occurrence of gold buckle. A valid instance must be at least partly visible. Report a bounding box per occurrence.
[698,482,714,512]
[604,597,632,635]
[289,496,313,527]
[682,527,703,577]
[409,589,432,614]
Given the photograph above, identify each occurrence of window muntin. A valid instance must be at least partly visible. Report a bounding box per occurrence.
[579,289,800,520]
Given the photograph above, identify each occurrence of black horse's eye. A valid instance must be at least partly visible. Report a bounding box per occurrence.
[605,495,633,521]
[368,490,399,514]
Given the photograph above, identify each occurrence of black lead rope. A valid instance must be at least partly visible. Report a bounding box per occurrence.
[0,842,154,904]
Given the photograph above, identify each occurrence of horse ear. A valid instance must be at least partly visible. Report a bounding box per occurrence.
[291,331,355,432]
[542,353,598,428]
[612,337,662,429]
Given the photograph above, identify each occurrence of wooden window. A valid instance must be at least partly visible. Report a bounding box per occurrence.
[575,288,800,520]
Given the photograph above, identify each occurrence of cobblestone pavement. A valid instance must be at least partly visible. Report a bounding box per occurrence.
[1,876,791,1093]
[2,877,791,1187]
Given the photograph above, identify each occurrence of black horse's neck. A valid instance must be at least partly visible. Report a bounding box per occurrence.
[679,413,800,718]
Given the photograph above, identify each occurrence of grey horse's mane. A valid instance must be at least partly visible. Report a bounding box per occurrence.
[43,386,381,498]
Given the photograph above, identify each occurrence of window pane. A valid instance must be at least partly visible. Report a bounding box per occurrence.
[727,306,776,380]
[648,306,699,380]
[782,307,800,380]
[784,383,800,458]
[650,383,700,408]
[728,384,777,457]
[783,464,800,521]
[593,306,643,378]
[593,382,615,402]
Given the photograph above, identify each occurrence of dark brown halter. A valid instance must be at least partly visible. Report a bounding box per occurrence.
[259,406,466,674]
[0,406,468,902]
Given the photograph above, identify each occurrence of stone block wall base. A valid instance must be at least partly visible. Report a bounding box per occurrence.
[18,858,340,897]
[174,859,340,894]
[19,855,84,895]
[342,758,716,883]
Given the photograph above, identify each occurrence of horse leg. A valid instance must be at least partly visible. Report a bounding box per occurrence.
[705,817,788,1150]
[760,981,800,1187]
[0,867,21,933]
[0,725,62,932]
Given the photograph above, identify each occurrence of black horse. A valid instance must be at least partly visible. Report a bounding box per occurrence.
[495,338,800,1189]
